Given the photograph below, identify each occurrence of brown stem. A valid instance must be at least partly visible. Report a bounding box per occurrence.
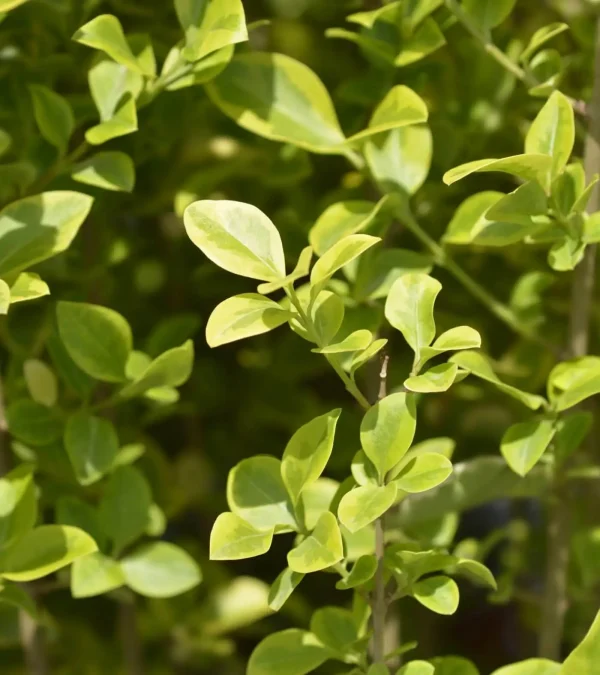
[119,599,145,675]
[538,12,600,660]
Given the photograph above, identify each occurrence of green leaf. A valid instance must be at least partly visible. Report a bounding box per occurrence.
[397,457,548,526]
[72,152,135,192]
[23,359,57,407]
[449,351,546,410]
[85,95,138,145]
[443,191,544,247]
[29,85,74,154]
[57,301,132,382]
[500,418,555,476]
[309,197,388,256]
[99,466,152,554]
[287,512,343,573]
[350,338,388,375]
[0,0,29,11]
[550,361,600,411]
[6,400,62,446]
[452,559,497,590]
[119,340,193,398]
[404,363,459,393]
[562,609,600,674]
[491,659,560,675]
[310,234,380,287]
[70,552,125,598]
[206,294,288,347]
[487,181,549,225]
[56,496,106,551]
[554,412,592,464]
[210,512,273,560]
[385,273,441,358]
[525,92,574,178]
[338,483,397,533]
[206,52,346,154]
[366,125,433,197]
[394,453,453,493]
[227,455,296,531]
[161,43,234,90]
[310,606,358,655]
[120,541,201,598]
[336,554,377,590]
[396,662,434,675]
[0,465,37,552]
[429,657,480,675]
[361,392,417,478]
[547,233,585,271]
[396,18,446,66]
[354,249,434,302]
[0,191,93,277]
[463,0,516,30]
[521,24,569,64]
[347,86,428,144]
[351,450,379,486]
[281,409,341,505]
[418,326,482,367]
[268,568,304,611]
[411,575,459,615]
[443,155,553,192]
[73,15,152,76]
[0,525,97,582]
[174,0,247,62]
[184,199,286,281]
[10,273,49,304]
[257,246,313,295]
[88,58,143,122]
[313,330,373,354]
[64,412,119,485]
[291,290,345,346]
[247,629,330,675]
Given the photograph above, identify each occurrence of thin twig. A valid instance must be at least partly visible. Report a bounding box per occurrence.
[119,599,145,675]
[538,12,600,660]
[397,206,558,353]
[444,0,586,116]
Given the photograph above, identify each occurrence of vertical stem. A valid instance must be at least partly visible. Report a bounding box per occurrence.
[119,599,145,675]
[371,353,389,664]
[538,12,600,660]
[19,610,49,675]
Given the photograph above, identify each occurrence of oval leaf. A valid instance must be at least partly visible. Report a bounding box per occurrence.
[0,525,97,582]
[360,392,417,478]
[207,52,346,153]
[210,512,273,560]
[281,409,341,505]
[206,294,288,347]
[120,541,201,598]
[184,200,286,281]
[57,302,132,382]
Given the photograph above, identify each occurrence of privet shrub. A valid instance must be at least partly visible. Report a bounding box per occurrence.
[1,0,600,673]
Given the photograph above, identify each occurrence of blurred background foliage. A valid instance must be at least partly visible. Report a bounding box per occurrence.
[1,0,600,673]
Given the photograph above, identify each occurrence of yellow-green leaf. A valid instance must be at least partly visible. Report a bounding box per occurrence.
[206,294,288,347]
[207,52,346,154]
[210,512,273,560]
[184,200,286,281]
